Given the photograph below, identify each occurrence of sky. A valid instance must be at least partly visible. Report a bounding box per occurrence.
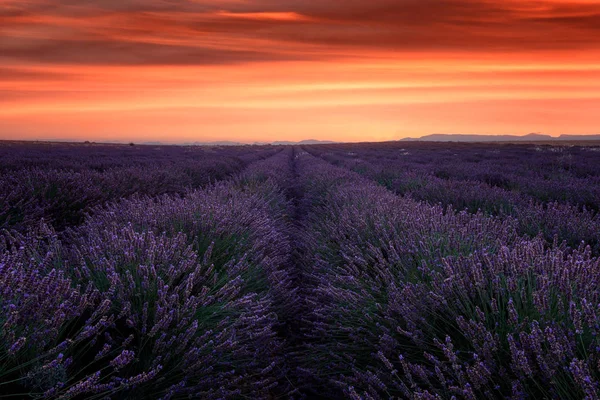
[1,0,600,143]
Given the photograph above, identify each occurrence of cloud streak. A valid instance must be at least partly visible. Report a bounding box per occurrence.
[2,0,600,66]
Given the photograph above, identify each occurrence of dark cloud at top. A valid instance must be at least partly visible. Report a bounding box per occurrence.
[1,0,600,66]
[0,39,310,65]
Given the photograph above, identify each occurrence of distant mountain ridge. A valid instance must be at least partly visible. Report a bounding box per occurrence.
[401,133,600,142]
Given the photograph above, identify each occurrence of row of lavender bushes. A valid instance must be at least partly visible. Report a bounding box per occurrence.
[0,143,279,232]
[0,142,277,172]
[307,142,600,209]
[296,152,600,399]
[0,148,299,399]
[305,143,600,254]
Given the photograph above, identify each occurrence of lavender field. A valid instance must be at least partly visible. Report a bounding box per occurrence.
[2,141,600,399]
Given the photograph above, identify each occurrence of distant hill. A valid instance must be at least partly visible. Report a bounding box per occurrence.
[401,133,600,142]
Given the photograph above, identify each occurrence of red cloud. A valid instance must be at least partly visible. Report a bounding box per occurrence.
[1,0,600,65]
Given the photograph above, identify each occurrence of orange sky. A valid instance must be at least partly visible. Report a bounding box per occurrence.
[1,0,599,143]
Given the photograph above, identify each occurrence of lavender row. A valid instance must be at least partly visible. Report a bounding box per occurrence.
[294,152,516,396]
[295,152,600,398]
[0,142,278,172]
[0,143,279,232]
[305,143,600,253]
[306,142,600,209]
[0,149,298,399]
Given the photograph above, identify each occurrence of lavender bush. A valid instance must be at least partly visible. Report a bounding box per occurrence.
[349,239,600,399]
[1,223,109,398]
[69,223,283,399]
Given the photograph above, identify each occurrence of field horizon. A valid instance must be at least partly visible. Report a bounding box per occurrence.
[3,132,600,148]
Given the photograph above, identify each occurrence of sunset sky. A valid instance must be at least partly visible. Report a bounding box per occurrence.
[1,0,599,143]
